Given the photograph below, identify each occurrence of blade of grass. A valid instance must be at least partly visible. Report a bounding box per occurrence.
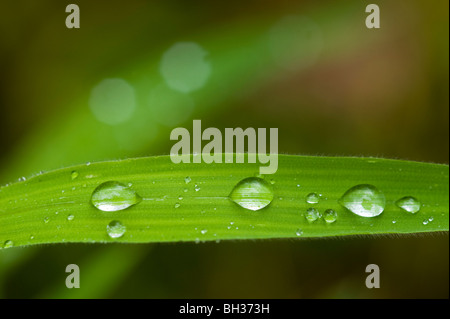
[0,155,448,248]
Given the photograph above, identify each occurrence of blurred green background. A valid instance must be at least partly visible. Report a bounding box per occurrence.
[0,0,448,298]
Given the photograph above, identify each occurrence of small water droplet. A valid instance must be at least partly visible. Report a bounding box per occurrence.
[174,203,181,208]
[396,196,421,214]
[185,176,191,184]
[178,195,183,200]
[18,177,26,182]
[306,193,320,204]
[194,185,200,192]
[229,177,274,211]
[183,188,188,193]
[201,229,208,235]
[323,209,337,224]
[392,220,397,224]
[270,179,275,185]
[295,229,303,236]
[44,217,50,223]
[428,217,434,222]
[71,171,79,180]
[107,221,126,238]
[339,184,385,217]
[423,219,429,225]
[305,207,321,222]
[67,214,75,221]
[91,181,142,212]
[3,240,14,248]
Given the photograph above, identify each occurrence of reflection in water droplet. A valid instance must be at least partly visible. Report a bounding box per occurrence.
[67,214,75,221]
[339,184,385,217]
[295,229,304,237]
[305,208,321,222]
[91,181,141,212]
[395,196,421,214]
[306,193,320,204]
[185,176,191,184]
[229,177,274,211]
[323,209,337,224]
[71,171,79,180]
[107,221,126,238]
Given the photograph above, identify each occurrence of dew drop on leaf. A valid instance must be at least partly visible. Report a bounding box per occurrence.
[305,207,321,222]
[229,177,274,211]
[306,193,320,204]
[71,171,79,180]
[395,196,421,214]
[339,184,385,217]
[91,181,142,212]
[3,240,14,249]
[107,221,126,238]
[323,209,337,223]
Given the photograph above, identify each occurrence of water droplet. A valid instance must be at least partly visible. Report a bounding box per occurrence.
[269,179,275,185]
[91,181,142,212]
[106,221,126,238]
[174,203,181,208]
[423,219,429,225]
[3,240,14,248]
[178,195,183,200]
[323,209,337,224]
[428,217,434,222]
[306,193,320,204]
[18,177,26,182]
[44,217,50,223]
[67,214,75,221]
[295,229,303,236]
[392,220,397,224]
[71,171,79,180]
[183,188,188,193]
[229,177,274,211]
[201,229,208,235]
[185,176,191,184]
[194,184,200,192]
[305,207,321,222]
[339,184,385,217]
[395,196,421,214]
[30,235,35,240]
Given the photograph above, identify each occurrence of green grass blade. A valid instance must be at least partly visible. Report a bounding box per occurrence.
[0,155,448,248]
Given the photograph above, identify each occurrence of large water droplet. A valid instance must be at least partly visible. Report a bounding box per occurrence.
[395,196,421,214]
[305,207,321,222]
[229,177,274,211]
[91,181,141,212]
[339,184,385,217]
[306,193,320,204]
[107,221,126,238]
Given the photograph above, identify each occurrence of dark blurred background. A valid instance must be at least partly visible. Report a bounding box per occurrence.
[0,0,448,298]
